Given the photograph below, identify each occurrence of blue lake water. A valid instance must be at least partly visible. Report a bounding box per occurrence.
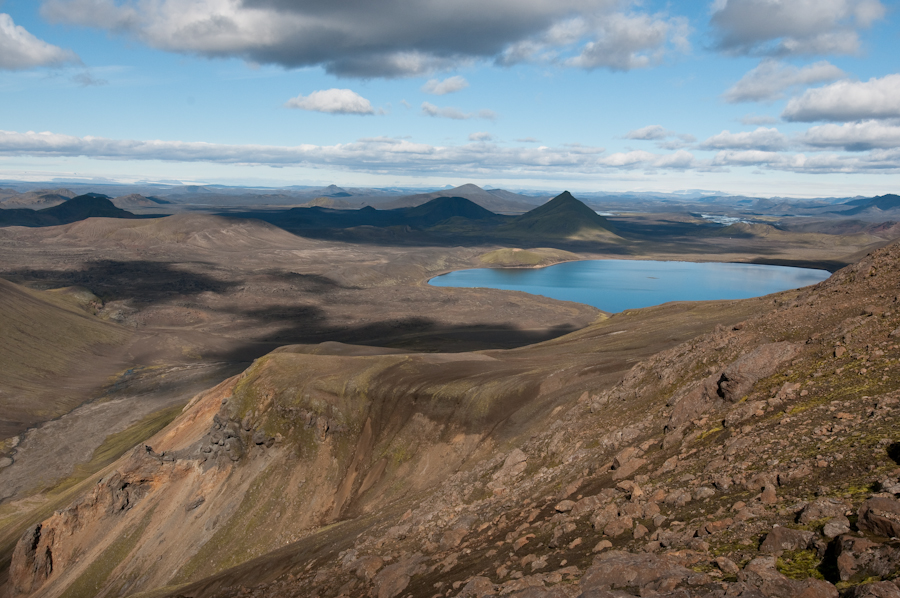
[428,260,831,313]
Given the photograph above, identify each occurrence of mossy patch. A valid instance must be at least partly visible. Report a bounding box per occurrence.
[776,549,825,581]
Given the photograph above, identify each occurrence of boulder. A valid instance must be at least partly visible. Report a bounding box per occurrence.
[580,551,708,594]
[493,449,528,481]
[832,534,900,582]
[759,526,816,555]
[739,556,837,598]
[858,497,900,538]
[718,342,801,403]
[799,498,848,524]
[372,554,425,598]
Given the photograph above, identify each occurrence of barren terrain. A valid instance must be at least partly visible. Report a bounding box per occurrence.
[1,192,899,598]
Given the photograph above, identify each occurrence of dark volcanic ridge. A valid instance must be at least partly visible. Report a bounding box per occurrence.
[0,194,141,227]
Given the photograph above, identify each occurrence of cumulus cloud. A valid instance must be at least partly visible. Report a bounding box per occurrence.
[799,121,900,151]
[0,12,79,70]
[700,127,789,151]
[422,76,469,95]
[723,59,845,103]
[285,89,376,115]
[469,132,493,141]
[421,102,496,120]
[563,13,690,71]
[710,0,885,56]
[782,74,900,122]
[41,0,688,76]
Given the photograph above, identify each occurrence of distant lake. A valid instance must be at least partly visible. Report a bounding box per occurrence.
[429,260,831,313]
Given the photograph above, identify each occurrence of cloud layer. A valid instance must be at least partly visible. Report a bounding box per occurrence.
[40,0,689,77]
[6,126,900,178]
[0,12,78,70]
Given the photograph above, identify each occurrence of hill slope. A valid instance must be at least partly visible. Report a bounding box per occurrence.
[0,278,132,439]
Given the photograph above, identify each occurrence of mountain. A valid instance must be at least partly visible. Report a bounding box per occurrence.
[0,189,74,209]
[499,191,621,241]
[384,184,543,213]
[11,240,900,598]
[0,194,139,227]
[836,193,900,216]
[403,196,500,228]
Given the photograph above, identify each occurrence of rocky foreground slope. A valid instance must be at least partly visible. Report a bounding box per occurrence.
[8,242,900,598]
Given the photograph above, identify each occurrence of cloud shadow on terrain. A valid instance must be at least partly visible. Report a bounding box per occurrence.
[2,259,236,302]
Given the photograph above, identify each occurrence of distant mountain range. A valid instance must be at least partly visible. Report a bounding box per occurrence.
[833,194,900,216]
[225,191,618,243]
[382,183,545,213]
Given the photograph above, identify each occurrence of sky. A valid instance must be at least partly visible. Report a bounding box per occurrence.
[1,0,899,196]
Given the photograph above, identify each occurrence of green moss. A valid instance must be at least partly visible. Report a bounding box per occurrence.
[776,549,825,581]
[61,508,155,598]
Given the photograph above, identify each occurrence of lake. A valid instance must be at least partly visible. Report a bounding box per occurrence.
[428,259,831,313]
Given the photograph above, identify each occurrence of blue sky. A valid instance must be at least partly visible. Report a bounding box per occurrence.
[1,0,899,196]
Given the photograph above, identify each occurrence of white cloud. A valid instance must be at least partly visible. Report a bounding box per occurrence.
[625,125,670,140]
[0,12,79,70]
[700,127,789,151]
[469,132,493,141]
[625,125,696,150]
[598,149,695,169]
[422,76,469,95]
[723,59,845,103]
[800,121,900,151]
[782,74,900,122]
[421,102,496,120]
[564,13,690,71]
[285,89,376,115]
[710,0,885,56]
